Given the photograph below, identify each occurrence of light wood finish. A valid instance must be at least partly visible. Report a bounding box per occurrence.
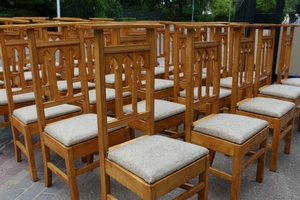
[0,23,90,181]
[276,24,298,84]
[77,21,210,200]
[0,28,25,128]
[171,22,231,116]
[0,26,39,179]
[182,23,269,200]
[24,22,130,199]
[233,24,295,172]
[274,24,300,130]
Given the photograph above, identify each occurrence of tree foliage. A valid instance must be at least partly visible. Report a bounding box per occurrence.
[212,0,237,21]
[256,0,276,13]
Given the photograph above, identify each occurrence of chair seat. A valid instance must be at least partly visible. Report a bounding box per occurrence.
[282,78,300,87]
[220,72,261,88]
[105,73,125,84]
[108,135,208,184]
[141,66,174,75]
[24,71,61,81]
[140,79,174,91]
[88,88,131,105]
[123,99,185,122]
[179,86,231,99]
[13,104,82,125]
[0,88,35,105]
[259,84,300,99]
[238,97,295,118]
[0,64,30,72]
[57,80,95,92]
[193,113,268,144]
[220,77,233,88]
[45,114,126,147]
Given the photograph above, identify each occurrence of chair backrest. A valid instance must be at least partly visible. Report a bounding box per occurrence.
[25,23,90,127]
[172,23,224,141]
[276,24,298,84]
[229,24,258,109]
[253,24,277,95]
[75,21,162,152]
[0,26,34,112]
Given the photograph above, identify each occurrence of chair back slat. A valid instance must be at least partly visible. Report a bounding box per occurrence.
[276,24,298,83]
[253,25,277,95]
[0,28,33,112]
[25,24,90,127]
[76,22,162,149]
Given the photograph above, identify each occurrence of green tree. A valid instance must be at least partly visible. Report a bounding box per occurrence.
[212,0,236,21]
[105,0,122,18]
[256,0,276,13]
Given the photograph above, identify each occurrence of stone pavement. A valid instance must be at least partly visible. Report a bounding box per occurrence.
[0,115,300,200]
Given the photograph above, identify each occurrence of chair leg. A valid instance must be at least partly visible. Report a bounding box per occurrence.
[43,144,52,187]
[65,150,80,200]
[230,149,243,200]
[23,129,38,181]
[197,156,209,200]
[269,125,280,172]
[284,118,294,154]
[256,138,267,182]
[209,150,216,166]
[11,126,22,162]
[4,114,9,123]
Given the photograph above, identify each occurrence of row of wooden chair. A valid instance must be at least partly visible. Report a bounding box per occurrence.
[0,19,298,200]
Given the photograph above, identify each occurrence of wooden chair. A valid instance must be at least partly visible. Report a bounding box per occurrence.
[76,21,210,200]
[0,25,36,129]
[253,24,300,132]
[0,23,87,181]
[276,24,298,86]
[273,24,300,130]
[233,25,296,172]
[181,23,269,200]
[25,23,130,199]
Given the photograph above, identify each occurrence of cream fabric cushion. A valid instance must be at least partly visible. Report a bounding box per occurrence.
[0,65,30,72]
[24,71,61,81]
[0,88,35,105]
[108,135,208,184]
[57,80,95,92]
[220,77,233,88]
[157,57,165,66]
[45,114,126,146]
[238,97,295,118]
[0,80,4,86]
[13,104,82,125]
[179,86,231,99]
[259,84,300,100]
[140,79,174,91]
[282,78,300,87]
[88,88,131,105]
[105,73,125,84]
[141,66,174,75]
[123,99,185,122]
[193,113,268,144]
